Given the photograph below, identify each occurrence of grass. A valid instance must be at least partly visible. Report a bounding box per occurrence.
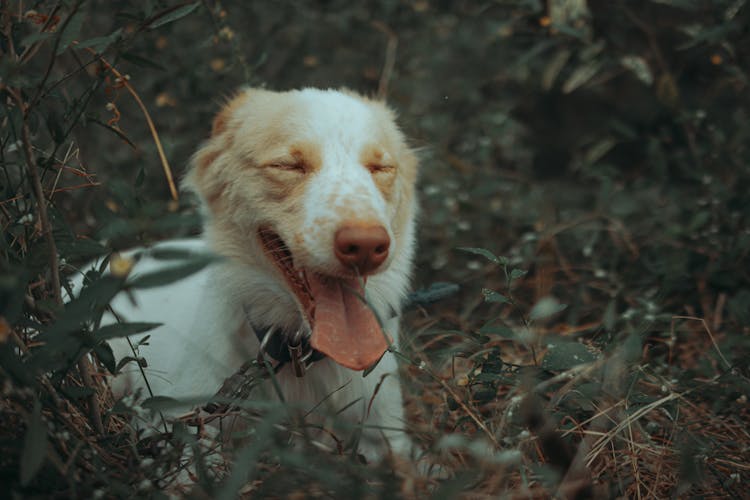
[2,0,749,497]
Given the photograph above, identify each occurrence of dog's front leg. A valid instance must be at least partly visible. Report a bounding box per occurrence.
[360,356,411,460]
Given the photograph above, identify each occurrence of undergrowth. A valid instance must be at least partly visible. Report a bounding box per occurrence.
[1,0,749,498]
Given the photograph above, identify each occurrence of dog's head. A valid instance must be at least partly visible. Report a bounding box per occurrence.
[185,88,418,370]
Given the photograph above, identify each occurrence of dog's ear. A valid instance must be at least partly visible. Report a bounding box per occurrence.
[184,88,273,210]
[211,90,252,137]
[211,107,229,137]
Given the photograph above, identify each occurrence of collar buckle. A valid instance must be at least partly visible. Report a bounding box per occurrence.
[288,327,315,377]
[256,324,316,377]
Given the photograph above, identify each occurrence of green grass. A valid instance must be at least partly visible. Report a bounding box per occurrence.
[2,0,749,497]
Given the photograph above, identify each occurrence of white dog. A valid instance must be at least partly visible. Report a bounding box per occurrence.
[100,88,419,460]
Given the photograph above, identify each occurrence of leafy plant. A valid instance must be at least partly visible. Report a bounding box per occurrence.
[2,0,749,497]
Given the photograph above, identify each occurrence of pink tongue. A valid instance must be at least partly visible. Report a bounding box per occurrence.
[308,276,388,371]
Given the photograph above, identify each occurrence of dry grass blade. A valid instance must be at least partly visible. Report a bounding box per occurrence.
[82,48,179,201]
[671,315,731,370]
[585,392,682,468]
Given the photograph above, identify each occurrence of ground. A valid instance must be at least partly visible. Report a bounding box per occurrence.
[1,1,749,498]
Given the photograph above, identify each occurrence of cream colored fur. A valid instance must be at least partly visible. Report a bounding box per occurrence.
[98,88,419,460]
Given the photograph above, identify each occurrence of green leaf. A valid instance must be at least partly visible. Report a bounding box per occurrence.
[147,2,201,30]
[530,296,567,321]
[435,434,522,465]
[61,385,95,400]
[55,236,108,260]
[541,48,571,90]
[728,289,750,326]
[478,322,515,339]
[456,247,507,265]
[128,254,217,289]
[86,116,137,149]
[0,267,27,323]
[562,60,601,94]
[20,400,48,486]
[603,299,617,331]
[582,137,616,167]
[135,165,146,188]
[650,0,702,11]
[620,332,643,364]
[96,322,162,340]
[509,268,527,281]
[530,463,562,489]
[120,51,166,71]
[75,28,123,53]
[116,355,145,373]
[56,11,85,54]
[21,31,53,48]
[621,55,653,85]
[405,282,460,307]
[0,58,37,88]
[41,275,125,339]
[142,395,181,411]
[46,110,65,143]
[482,288,510,304]
[148,247,211,260]
[541,341,597,371]
[94,343,117,374]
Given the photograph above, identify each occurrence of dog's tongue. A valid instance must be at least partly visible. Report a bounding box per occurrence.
[308,275,388,371]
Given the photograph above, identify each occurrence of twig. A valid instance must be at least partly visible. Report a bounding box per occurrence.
[48,182,101,195]
[713,293,727,333]
[77,356,105,435]
[19,2,63,63]
[0,0,16,59]
[623,5,704,171]
[585,391,682,467]
[49,140,75,197]
[3,69,106,439]
[371,21,398,99]
[436,376,500,448]
[84,49,179,201]
[671,315,731,370]
[4,87,62,305]
[27,1,85,112]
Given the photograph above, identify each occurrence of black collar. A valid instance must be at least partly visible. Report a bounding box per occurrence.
[243,307,325,370]
[252,324,326,365]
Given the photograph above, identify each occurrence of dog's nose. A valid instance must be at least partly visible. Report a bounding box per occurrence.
[334,224,390,274]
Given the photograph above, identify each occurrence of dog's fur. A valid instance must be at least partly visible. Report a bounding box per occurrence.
[102,88,419,459]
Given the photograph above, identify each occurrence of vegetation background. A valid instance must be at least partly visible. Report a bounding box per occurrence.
[1,0,749,497]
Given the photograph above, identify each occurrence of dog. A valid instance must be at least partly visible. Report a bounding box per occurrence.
[99,88,419,460]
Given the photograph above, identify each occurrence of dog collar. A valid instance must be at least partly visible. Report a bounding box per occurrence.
[243,306,325,377]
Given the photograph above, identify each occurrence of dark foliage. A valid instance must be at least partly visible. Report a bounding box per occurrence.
[1,0,748,497]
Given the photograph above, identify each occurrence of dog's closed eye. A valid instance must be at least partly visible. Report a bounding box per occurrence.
[366,163,396,174]
[266,160,307,173]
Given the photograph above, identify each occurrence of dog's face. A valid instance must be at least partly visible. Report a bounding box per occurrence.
[186,88,418,370]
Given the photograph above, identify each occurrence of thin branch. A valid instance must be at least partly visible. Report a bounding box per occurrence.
[672,315,731,370]
[77,356,105,435]
[371,21,398,99]
[19,2,64,63]
[5,87,62,305]
[28,1,85,112]
[3,77,106,440]
[86,50,179,201]
[0,0,15,59]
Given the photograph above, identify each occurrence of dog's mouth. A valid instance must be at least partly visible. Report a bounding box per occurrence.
[258,227,388,371]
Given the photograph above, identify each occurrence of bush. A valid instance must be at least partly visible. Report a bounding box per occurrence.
[1,0,748,497]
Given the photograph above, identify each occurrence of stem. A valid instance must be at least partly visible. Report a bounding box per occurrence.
[87,50,179,201]
[77,356,105,435]
[2,79,106,436]
[15,92,62,305]
[371,20,398,99]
